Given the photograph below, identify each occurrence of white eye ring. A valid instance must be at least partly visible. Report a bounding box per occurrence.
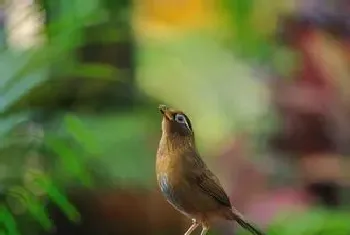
[175,114,186,123]
[174,113,191,131]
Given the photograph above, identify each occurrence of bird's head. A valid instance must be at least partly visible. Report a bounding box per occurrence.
[159,104,194,138]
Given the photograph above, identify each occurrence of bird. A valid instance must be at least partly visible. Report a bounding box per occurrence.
[156,104,266,235]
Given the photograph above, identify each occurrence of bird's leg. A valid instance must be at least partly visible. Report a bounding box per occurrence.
[184,219,199,235]
[200,226,209,235]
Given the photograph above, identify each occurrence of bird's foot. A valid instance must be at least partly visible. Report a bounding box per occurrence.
[184,219,199,235]
[200,226,209,235]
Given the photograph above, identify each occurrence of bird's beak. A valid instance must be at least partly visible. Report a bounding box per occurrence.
[159,104,172,120]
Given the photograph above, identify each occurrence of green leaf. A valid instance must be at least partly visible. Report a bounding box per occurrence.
[30,172,80,223]
[0,204,20,235]
[45,135,93,186]
[64,114,102,155]
[8,187,53,231]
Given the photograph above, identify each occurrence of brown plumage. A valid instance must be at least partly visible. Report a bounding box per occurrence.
[156,104,266,235]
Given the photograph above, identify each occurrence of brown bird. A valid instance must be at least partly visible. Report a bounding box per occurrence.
[156,104,266,235]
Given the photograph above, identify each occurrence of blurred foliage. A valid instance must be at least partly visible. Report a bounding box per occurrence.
[267,208,350,235]
[3,0,133,113]
[219,0,293,61]
[0,0,150,233]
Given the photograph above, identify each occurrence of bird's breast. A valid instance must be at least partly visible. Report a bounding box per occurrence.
[156,147,183,175]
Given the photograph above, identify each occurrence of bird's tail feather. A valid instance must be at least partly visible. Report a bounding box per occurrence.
[235,217,265,235]
[227,208,266,235]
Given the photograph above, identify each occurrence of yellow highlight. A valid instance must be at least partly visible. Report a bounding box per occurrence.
[133,0,219,36]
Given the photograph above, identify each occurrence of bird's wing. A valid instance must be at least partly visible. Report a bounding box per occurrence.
[195,168,232,208]
[182,149,232,208]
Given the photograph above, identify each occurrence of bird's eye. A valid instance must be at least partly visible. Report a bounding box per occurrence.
[174,113,192,132]
[174,114,186,123]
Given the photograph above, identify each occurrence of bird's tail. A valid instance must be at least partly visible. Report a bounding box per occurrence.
[235,217,265,235]
[226,208,266,235]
